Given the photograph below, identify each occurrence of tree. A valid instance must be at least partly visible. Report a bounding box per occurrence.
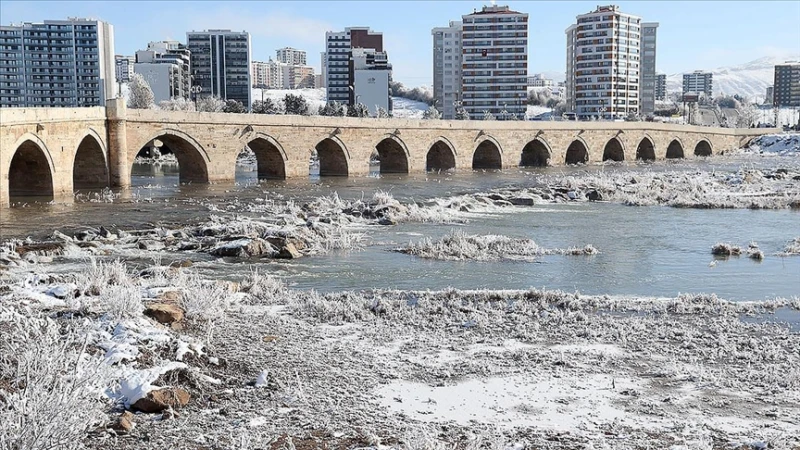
[482,110,496,121]
[159,98,195,111]
[283,93,309,115]
[252,98,280,114]
[347,103,370,118]
[223,99,247,114]
[127,73,155,109]
[422,106,441,120]
[454,103,470,120]
[376,107,391,118]
[735,101,758,128]
[196,96,226,112]
[389,81,434,105]
[318,101,345,117]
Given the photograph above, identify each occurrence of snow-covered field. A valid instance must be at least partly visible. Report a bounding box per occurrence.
[744,133,800,156]
[391,96,428,119]
[251,87,327,112]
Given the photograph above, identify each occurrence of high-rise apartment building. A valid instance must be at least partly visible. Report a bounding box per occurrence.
[0,18,115,108]
[765,85,774,105]
[352,47,392,114]
[682,70,713,98]
[186,29,251,107]
[565,5,642,120]
[134,41,191,102]
[773,62,800,107]
[276,47,306,66]
[639,22,658,116]
[527,74,554,87]
[461,5,528,119]
[115,54,134,83]
[251,58,314,89]
[655,73,667,101]
[432,21,463,119]
[319,51,327,88]
[324,27,391,113]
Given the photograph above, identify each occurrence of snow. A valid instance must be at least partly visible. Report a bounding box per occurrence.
[254,369,270,387]
[391,96,428,119]
[251,87,327,112]
[115,361,187,407]
[744,133,800,155]
[378,374,639,430]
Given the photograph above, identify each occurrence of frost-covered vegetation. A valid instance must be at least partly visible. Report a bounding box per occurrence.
[396,230,597,261]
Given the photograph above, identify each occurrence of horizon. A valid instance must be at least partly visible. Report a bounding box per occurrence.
[1,1,799,87]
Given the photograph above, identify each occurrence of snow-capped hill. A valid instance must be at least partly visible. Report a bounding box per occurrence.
[666,55,800,102]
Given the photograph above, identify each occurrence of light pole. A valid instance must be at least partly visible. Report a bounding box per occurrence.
[191,85,203,109]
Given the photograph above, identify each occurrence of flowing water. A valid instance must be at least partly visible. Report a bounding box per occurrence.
[1,157,798,302]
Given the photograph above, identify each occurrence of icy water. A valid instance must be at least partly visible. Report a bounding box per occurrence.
[1,157,798,302]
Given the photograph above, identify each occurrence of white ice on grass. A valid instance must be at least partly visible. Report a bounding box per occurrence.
[254,370,270,388]
[114,361,188,407]
[379,374,636,430]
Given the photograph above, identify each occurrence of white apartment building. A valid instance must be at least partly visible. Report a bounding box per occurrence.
[682,70,713,98]
[325,27,389,108]
[352,47,391,115]
[251,60,283,88]
[431,21,462,119]
[0,18,115,107]
[276,47,306,66]
[461,5,528,119]
[527,73,553,87]
[566,5,642,120]
[134,40,191,101]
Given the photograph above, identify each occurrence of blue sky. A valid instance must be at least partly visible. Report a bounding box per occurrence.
[2,1,799,86]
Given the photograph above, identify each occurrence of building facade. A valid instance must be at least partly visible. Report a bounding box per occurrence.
[276,47,306,66]
[773,62,800,107]
[186,29,251,107]
[352,47,391,114]
[115,54,134,83]
[134,40,191,101]
[324,27,391,112]
[765,85,774,105]
[655,73,667,101]
[432,21,463,119]
[682,70,713,99]
[565,5,642,120]
[527,74,554,87]
[0,18,115,108]
[639,22,658,116]
[461,5,528,119]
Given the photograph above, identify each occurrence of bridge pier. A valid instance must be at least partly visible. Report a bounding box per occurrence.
[106,98,131,188]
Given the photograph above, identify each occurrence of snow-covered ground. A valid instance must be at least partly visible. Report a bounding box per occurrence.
[744,133,800,156]
[251,87,327,112]
[391,96,428,119]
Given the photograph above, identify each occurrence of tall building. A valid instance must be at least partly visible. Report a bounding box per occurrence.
[432,21,463,119]
[115,55,135,83]
[639,22,658,116]
[276,47,306,66]
[565,5,643,120]
[773,62,800,107]
[0,18,115,108]
[527,74,554,87]
[134,41,191,102]
[252,59,314,89]
[682,70,713,98]
[324,27,391,113]
[186,29,251,107]
[461,5,528,119]
[765,85,774,105]
[352,47,392,114]
[319,51,327,88]
[655,73,667,101]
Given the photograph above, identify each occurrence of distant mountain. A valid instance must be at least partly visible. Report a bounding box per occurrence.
[665,55,800,102]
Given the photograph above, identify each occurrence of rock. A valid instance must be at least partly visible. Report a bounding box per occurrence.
[493,200,513,207]
[567,191,578,200]
[99,226,112,238]
[178,241,201,251]
[586,190,603,201]
[508,196,536,206]
[276,243,303,259]
[161,408,178,420]
[47,285,73,299]
[74,230,95,241]
[212,238,273,258]
[169,259,193,268]
[111,411,135,434]
[488,194,505,201]
[158,290,182,303]
[378,217,397,226]
[144,303,183,324]
[131,388,190,413]
[138,240,166,251]
[51,230,73,242]
[14,242,64,257]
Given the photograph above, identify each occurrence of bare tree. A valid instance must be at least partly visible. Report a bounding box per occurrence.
[482,110,496,121]
[422,106,441,120]
[127,73,155,109]
[159,97,195,111]
[196,96,226,113]
[376,107,391,118]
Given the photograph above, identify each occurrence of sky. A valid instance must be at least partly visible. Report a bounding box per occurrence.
[2,1,799,87]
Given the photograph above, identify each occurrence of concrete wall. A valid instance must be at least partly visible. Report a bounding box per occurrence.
[0,102,777,207]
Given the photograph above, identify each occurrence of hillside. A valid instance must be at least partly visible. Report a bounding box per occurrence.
[666,55,800,102]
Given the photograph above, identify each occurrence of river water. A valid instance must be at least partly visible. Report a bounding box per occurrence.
[1,156,798,302]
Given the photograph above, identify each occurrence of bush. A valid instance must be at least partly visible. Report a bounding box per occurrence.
[283,93,309,115]
[223,99,247,114]
[252,98,281,115]
[318,101,345,117]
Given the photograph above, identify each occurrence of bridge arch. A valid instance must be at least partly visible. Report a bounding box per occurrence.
[73,128,109,190]
[602,136,625,162]
[520,137,552,167]
[426,137,457,172]
[472,136,503,170]
[7,133,55,201]
[666,138,685,159]
[694,139,713,157]
[246,133,287,179]
[565,137,590,165]
[134,128,210,183]
[375,134,409,174]
[315,136,350,176]
[635,135,656,161]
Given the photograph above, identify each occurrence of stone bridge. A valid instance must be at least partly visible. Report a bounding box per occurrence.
[0,98,776,207]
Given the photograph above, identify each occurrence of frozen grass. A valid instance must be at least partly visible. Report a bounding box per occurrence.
[712,242,742,256]
[780,237,800,256]
[0,311,114,450]
[396,230,597,261]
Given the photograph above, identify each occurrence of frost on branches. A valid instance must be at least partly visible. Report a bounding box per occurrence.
[127,73,155,109]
